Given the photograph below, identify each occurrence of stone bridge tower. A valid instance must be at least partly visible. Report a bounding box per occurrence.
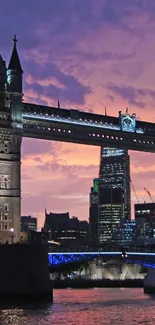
[0,36,23,243]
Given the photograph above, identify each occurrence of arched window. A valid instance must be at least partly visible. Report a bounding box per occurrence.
[4,204,9,212]
[4,178,7,189]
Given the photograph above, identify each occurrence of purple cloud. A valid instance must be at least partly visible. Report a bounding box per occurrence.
[37,160,98,177]
[107,84,155,108]
[23,57,91,105]
[21,138,52,158]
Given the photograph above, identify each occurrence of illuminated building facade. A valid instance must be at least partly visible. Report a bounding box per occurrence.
[135,203,155,238]
[89,178,100,244]
[21,216,37,232]
[112,220,137,246]
[98,147,131,244]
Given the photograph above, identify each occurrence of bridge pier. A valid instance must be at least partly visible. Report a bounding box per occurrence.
[0,244,53,302]
[144,268,155,294]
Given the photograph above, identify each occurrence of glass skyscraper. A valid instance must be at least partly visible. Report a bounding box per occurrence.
[98,147,131,244]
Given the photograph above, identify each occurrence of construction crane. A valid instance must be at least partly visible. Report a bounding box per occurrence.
[144,187,154,203]
[130,177,140,203]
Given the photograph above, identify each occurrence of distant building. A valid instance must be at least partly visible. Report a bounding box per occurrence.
[89,178,99,245]
[42,210,89,248]
[43,210,70,236]
[21,216,37,232]
[98,147,131,244]
[112,220,137,246]
[135,203,155,238]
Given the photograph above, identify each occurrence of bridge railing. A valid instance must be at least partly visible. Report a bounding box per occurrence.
[49,246,155,254]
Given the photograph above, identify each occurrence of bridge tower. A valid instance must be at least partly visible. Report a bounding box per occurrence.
[0,36,23,243]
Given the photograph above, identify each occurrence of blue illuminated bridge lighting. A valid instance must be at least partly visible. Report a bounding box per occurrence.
[48,251,155,268]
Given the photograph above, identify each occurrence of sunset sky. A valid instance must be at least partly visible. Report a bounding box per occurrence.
[1,0,155,229]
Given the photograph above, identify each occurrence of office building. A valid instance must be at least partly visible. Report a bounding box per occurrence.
[89,178,99,245]
[112,220,137,246]
[21,216,37,232]
[98,147,131,244]
[42,210,89,247]
[135,203,155,238]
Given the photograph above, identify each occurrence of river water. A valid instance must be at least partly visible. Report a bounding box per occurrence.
[0,288,155,324]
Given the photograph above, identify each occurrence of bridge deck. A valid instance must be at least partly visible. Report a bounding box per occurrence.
[48,251,155,266]
[21,103,155,152]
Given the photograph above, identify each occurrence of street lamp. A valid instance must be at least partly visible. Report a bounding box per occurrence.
[10,228,14,244]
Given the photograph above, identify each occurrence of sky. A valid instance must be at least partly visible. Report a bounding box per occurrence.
[1,0,155,229]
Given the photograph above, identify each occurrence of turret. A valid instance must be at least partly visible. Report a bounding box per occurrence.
[0,55,7,110]
[7,35,23,94]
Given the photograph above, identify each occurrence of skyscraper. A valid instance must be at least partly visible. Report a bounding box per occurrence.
[89,178,100,244]
[98,147,131,244]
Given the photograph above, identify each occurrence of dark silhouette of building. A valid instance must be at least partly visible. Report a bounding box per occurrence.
[21,216,37,232]
[98,147,131,244]
[42,209,89,248]
[89,178,99,245]
[43,210,70,235]
[135,203,155,238]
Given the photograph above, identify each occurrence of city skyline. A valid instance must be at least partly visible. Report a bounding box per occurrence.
[1,1,155,229]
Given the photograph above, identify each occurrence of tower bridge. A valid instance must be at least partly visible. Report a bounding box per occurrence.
[22,103,155,152]
[1,37,155,243]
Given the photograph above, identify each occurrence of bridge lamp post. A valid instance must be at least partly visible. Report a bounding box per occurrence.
[10,228,14,244]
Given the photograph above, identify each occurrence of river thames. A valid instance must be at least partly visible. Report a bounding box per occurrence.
[0,288,155,324]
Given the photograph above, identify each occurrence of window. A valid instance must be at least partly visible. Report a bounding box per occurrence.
[4,178,7,188]
[4,141,9,153]
[4,215,7,221]
[4,204,9,212]
[1,176,5,188]
[0,176,10,189]
[4,225,8,230]
[7,177,10,189]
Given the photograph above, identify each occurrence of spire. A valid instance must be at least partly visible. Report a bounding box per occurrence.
[105,106,107,116]
[8,35,23,73]
[0,55,4,64]
[0,54,7,109]
[0,54,6,72]
[58,99,60,109]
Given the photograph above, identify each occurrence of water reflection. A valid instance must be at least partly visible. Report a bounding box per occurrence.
[0,289,155,325]
[0,302,52,325]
